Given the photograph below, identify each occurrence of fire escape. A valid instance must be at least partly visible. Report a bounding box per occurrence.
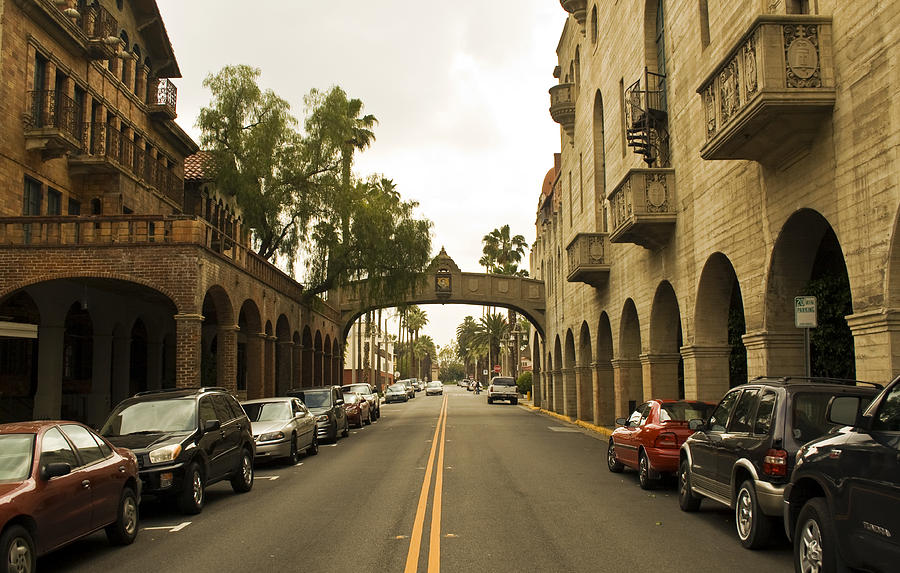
[625,68,669,167]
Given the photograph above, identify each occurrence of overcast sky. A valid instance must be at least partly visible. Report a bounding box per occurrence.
[156,0,565,350]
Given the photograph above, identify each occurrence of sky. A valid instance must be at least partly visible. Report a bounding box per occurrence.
[155,0,566,349]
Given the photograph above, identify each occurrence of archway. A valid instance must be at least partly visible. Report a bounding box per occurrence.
[301,326,313,386]
[275,315,292,395]
[264,321,274,395]
[577,321,593,421]
[648,281,683,399]
[564,329,577,418]
[314,331,324,386]
[238,300,263,398]
[0,292,40,422]
[323,334,332,386]
[617,299,643,417]
[332,338,342,388]
[532,333,542,408]
[595,313,615,425]
[553,336,563,413]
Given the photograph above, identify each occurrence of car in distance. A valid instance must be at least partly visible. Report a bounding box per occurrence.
[341,383,381,420]
[678,377,881,549]
[398,379,416,399]
[784,375,899,573]
[607,399,716,489]
[342,392,372,428]
[426,381,444,396]
[101,387,255,515]
[1,421,141,571]
[287,386,349,443]
[384,383,409,403]
[487,376,518,404]
[241,397,318,465]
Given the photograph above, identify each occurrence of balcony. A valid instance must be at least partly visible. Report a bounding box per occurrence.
[566,233,610,288]
[148,78,177,120]
[549,83,575,140]
[559,0,587,27]
[82,2,120,60]
[698,16,834,163]
[625,69,669,167]
[24,90,82,158]
[608,168,676,250]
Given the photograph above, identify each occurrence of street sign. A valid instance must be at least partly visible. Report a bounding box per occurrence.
[795,296,817,328]
[482,369,488,375]
[493,365,501,373]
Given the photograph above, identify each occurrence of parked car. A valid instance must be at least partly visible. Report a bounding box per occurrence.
[459,379,470,390]
[287,386,349,443]
[342,392,372,428]
[241,397,318,465]
[487,376,518,404]
[341,383,381,420]
[384,383,409,403]
[678,376,881,549]
[426,381,444,396]
[415,379,426,391]
[101,386,255,515]
[608,399,717,489]
[784,375,899,572]
[398,379,416,399]
[0,421,140,571]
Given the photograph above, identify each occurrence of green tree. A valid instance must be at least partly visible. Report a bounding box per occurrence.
[481,225,529,276]
[474,312,509,378]
[456,316,480,378]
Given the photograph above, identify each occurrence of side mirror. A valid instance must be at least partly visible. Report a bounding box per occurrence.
[42,462,72,480]
[688,419,705,431]
[615,417,627,426]
[335,399,344,406]
[827,396,861,427]
[203,419,221,433]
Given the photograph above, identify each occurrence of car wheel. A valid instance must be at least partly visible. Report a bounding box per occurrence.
[3,525,34,573]
[364,410,372,425]
[607,441,624,473]
[286,433,299,465]
[105,486,139,545]
[307,434,319,456]
[178,461,205,514]
[678,458,701,512]
[795,498,840,573]
[638,452,655,490]
[736,480,773,549]
[230,448,254,493]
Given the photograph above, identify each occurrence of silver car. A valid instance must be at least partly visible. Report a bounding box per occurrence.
[241,397,318,465]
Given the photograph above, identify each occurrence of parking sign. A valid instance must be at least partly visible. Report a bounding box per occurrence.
[795,296,817,328]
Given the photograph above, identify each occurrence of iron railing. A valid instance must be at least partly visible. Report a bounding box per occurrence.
[26,90,81,141]
[148,78,177,113]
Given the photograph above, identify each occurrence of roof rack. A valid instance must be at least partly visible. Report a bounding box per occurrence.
[133,386,229,397]
[748,376,883,390]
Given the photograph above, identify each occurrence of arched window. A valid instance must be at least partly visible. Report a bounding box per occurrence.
[698,0,710,49]
[655,0,666,77]
[590,5,598,45]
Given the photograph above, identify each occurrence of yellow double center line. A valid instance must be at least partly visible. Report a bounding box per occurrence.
[404,395,449,573]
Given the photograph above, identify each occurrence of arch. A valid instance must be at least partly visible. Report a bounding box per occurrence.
[594,312,615,425]
[238,300,262,398]
[314,331,324,386]
[563,330,577,417]
[264,321,274,395]
[302,326,314,386]
[648,281,684,399]
[292,331,301,390]
[553,335,563,414]
[532,332,542,408]
[590,4,598,45]
[574,46,581,92]
[275,314,292,395]
[592,90,608,232]
[617,299,644,417]
[576,321,593,421]
[323,334,332,386]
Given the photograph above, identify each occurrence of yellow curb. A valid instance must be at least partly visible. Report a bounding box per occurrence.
[531,407,614,437]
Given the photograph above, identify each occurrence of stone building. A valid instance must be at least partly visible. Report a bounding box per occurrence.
[531,0,900,425]
[0,0,343,426]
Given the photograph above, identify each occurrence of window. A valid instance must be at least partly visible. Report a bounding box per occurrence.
[211,394,235,423]
[728,389,759,433]
[198,397,217,425]
[590,5,598,45]
[61,424,106,465]
[68,198,81,215]
[709,390,740,432]
[40,427,78,468]
[698,0,710,49]
[24,177,42,215]
[873,385,900,432]
[754,391,777,435]
[786,0,809,14]
[47,188,61,215]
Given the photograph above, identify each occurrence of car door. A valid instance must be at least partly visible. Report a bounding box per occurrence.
[332,387,347,430]
[211,394,242,474]
[718,388,762,488]
[690,389,741,493]
[60,424,124,529]
[292,399,314,447]
[198,396,229,480]
[617,404,649,468]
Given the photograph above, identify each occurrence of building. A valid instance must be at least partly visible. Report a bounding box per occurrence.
[0,0,343,426]
[342,317,394,391]
[531,0,899,425]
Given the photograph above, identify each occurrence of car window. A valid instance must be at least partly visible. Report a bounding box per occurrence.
[659,402,716,422]
[873,384,900,432]
[101,397,197,435]
[639,403,652,425]
[211,395,235,422]
[199,397,218,425]
[40,427,78,469]
[225,395,246,420]
[244,401,291,421]
[627,407,643,426]
[0,434,35,481]
[792,392,847,443]
[728,389,759,433]
[709,390,740,432]
[754,391,777,435]
[61,424,106,465]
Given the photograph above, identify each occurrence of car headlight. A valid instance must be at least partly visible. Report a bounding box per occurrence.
[258,431,285,442]
[148,444,182,464]
[315,414,328,422]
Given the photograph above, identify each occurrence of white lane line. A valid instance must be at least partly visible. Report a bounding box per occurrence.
[257,475,280,481]
[144,522,191,533]
[548,426,581,432]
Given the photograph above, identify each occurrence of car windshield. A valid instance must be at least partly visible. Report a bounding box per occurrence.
[296,391,331,408]
[343,393,359,404]
[243,401,291,422]
[427,382,441,387]
[492,378,515,386]
[101,398,197,436]
[343,385,370,394]
[659,402,716,422]
[388,384,405,392]
[0,434,34,481]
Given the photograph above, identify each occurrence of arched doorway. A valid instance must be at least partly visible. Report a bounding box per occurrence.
[595,312,615,425]
[577,321,593,421]
[239,300,263,398]
[617,299,643,417]
[648,281,683,399]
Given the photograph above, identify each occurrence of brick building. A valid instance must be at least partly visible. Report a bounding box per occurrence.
[531,0,900,424]
[0,0,343,426]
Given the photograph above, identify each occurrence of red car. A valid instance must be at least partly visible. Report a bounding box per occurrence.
[607,400,716,489]
[1,421,141,571]
[342,392,372,428]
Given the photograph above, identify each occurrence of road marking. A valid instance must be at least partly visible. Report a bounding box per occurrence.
[548,426,581,432]
[428,395,448,573]
[144,522,191,533]
[257,475,280,481]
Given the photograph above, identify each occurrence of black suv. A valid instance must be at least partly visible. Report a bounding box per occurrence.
[287,386,349,442]
[678,377,881,549]
[101,387,255,514]
[784,375,899,572]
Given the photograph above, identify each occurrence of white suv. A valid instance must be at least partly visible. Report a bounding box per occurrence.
[487,377,518,405]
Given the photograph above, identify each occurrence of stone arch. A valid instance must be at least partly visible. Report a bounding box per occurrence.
[323,334,332,386]
[563,329,577,417]
[0,291,40,422]
[275,315,292,396]
[332,338,342,387]
[592,90,608,232]
[553,335,563,414]
[617,299,643,417]
[314,331,324,386]
[764,209,854,378]
[574,46,581,92]
[576,322,593,421]
[292,331,301,390]
[594,312,615,425]
[302,326,314,386]
[648,281,684,399]
[532,332,542,408]
[238,300,263,398]
[202,285,236,393]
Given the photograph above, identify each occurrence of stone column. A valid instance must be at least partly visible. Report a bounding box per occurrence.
[122,54,135,93]
[611,358,642,419]
[277,340,294,395]
[111,332,131,406]
[174,313,203,389]
[532,368,542,407]
[33,324,65,420]
[217,325,238,393]
[293,342,303,388]
[592,361,615,426]
[681,345,732,401]
[136,65,149,103]
[88,334,113,426]
[640,352,681,400]
[264,335,276,396]
[246,332,265,399]
[742,330,805,378]
[575,365,593,421]
[847,309,900,382]
[315,350,325,386]
[562,368,577,417]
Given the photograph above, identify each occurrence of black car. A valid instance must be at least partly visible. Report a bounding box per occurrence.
[287,386,349,443]
[784,375,899,572]
[678,376,881,549]
[101,387,255,515]
[341,383,381,420]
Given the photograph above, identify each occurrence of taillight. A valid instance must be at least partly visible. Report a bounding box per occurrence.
[489,385,494,392]
[762,448,788,477]
[654,432,678,449]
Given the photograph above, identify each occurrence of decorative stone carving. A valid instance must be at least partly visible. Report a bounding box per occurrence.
[645,173,669,213]
[744,36,758,97]
[784,25,821,87]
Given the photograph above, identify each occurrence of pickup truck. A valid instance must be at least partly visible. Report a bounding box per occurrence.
[487,376,518,405]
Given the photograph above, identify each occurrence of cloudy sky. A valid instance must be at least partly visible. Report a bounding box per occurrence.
[156,0,566,348]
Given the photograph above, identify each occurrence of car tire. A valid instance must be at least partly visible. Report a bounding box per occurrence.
[511,398,518,405]
[794,498,840,573]
[307,434,319,456]
[638,452,655,490]
[678,458,701,512]
[2,525,34,573]
[105,486,139,545]
[364,410,372,425]
[230,448,254,494]
[286,433,299,465]
[178,461,205,514]
[736,480,773,549]
[607,441,624,473]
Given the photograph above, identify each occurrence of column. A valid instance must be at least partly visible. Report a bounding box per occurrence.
[122,54,135,93]
[136,64,149,102]
[277,340,294,395]
[552,369,563,414]
[532,368,542,407]
[847,309,900,382]
[742,330,805,379]
[640,352,681,400]
[562,368,577,417]
[611,358,642,419]
[681,345,732,402]
[87,334,113,427]
[592,361,615,426]
[265,335,276,396]
[217,325,239,393]
[110,332,131,406]
[575,366,593,422]
[293,341,303,388]
[33,324,65,420]
[174,313,203,389]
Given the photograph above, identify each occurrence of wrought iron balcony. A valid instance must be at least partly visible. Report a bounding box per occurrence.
[698,16,834,163]
[24,90,82,157]
[559,0,587,27]
[608,168,676,250]
[566,233,610,288]
[549,83,575,140]
[148,78,177,120]
[625,69,669,167]
[82,1,119,60]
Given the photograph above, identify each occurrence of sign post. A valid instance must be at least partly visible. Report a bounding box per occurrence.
[794,296,817,377]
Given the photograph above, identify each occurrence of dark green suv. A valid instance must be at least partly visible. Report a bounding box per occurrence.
[101,387,255,514]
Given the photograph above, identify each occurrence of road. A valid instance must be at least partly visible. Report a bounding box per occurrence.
[41,385,793,572]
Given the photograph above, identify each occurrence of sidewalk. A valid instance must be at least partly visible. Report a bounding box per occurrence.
[519,396,614,438]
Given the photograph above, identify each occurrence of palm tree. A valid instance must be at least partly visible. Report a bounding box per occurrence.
[456,316,479,378]
[474,312,509,380]
[481,225,528,275]
[406,306,428,378]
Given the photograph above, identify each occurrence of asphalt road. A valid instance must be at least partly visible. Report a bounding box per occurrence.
[41,385,793,572]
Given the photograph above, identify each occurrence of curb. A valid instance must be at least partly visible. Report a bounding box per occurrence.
[525,404,614,438]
